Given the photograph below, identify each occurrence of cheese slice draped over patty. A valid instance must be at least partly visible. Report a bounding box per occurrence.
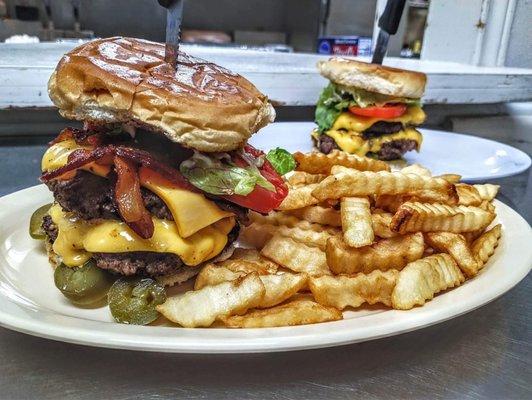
[323,127,423,156]
[42,139,234,238]
[331,106,425,133]
[49,204,235,267]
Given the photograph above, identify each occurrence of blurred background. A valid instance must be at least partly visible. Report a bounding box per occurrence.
[0,0,446,58]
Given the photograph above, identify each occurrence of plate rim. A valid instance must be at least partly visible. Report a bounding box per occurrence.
[0,185,530,354]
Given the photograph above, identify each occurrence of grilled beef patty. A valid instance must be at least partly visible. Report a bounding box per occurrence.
[375,139,418,160]
[46,170,249,224]
[46,170,173,221]
[317,134,340,154]
[362,121,404,139]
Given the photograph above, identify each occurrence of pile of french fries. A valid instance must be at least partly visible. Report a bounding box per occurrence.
[158,150,502,328]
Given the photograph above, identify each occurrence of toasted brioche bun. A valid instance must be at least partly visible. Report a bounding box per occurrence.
[317,58,426,99]
[45,241,200,287]
[48,37,275,152]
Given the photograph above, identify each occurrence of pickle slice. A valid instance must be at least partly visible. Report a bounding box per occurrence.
[29,203,52,239]
[54,260,114,305]
[108,277,166,325]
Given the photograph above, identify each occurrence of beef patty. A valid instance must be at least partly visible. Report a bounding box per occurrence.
[46,170,173,221]
[374,139,418,160]
[362,121,404,139]
[316,134,340,154]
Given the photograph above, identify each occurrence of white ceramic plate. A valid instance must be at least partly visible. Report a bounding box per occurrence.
[0,185,530,353]
[251,122,531,182]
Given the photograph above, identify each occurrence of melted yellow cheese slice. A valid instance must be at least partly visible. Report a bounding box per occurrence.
[331,106,426,133]
[42,140,233,238]
[325,128,423,156]
[49,204,235,267]
[141,176,233,238]
[41,139,88,171]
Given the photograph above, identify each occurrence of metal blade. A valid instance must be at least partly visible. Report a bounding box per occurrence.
[371,30,389,65]
[165,0,184,68]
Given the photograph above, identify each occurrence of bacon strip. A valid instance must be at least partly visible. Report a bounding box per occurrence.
[40,146,114,182]
[113,156,154,239]
[41,144,194,239]
[116,147,196,191]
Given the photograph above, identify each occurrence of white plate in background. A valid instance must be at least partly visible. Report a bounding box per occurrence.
[252,122,531,182]
[0,185,530,353]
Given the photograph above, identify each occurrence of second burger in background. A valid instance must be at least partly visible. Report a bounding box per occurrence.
[313,58,427,160]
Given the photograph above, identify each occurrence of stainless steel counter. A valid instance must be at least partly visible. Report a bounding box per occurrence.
[0,133,530,400]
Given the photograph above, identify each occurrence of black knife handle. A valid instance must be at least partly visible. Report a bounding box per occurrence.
[157,0,176,8]
[378,0,406,34]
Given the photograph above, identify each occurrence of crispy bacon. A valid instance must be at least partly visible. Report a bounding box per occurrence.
[41,146,115,182]
[40,143,195,238]
[115,147,195,191]
[114,156,154,239]
[48,127,109,147]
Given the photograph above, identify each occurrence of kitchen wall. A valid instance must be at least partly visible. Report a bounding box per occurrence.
[79,0,321,52]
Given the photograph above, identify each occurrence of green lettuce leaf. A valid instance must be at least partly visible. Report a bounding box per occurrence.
[314,83,422,132]
[315,83,345,132]
[266,148,296,175]
[180,153,275,196]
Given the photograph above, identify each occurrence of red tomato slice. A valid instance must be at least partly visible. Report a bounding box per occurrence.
[349,103,407,119]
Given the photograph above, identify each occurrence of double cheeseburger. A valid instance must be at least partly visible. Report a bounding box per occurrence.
[39,37,288,287]
[313,58,427,160]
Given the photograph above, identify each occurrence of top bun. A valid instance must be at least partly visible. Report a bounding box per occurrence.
[317,58,426,99]
[48,37,275,152]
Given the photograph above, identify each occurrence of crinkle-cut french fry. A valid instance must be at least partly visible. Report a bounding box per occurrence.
[242,221,339,250]
[462,228,486,243]
[473,184,500,201]
[471,224,502,267]
[455,183,483,206]
[286,171,327,187]
[312,166,455,201]
[294,150,389,175]
[478,200,496,214]
[425,232,480,278]
[326,233,425,274]
[309,270,398,309]
[239,223,277,250]
[195,264,245,290]
[249,211,339,234]
[261,234,331,276]
[249,210,300,227]
[157,273,265,327]
[375,194,410,213]
[435,174,462,184]
[229,248,280,272]
[401,164,432,177]
[391,254,465,310]
[276,184,320,210]
[221,298,342,328]
[391,202,495,234]
[371,212,399,238]
[287,206,342,227]
[341,197,374,247]
[221,258,279,275]
[195,265,308,308]
[256,273,309,308]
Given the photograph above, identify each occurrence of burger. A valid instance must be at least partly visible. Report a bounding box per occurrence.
[35,37,292,311]
[312,58,427,160]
